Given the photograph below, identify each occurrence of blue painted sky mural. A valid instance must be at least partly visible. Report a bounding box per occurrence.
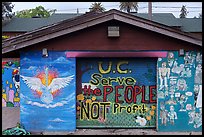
[20,51,76,132]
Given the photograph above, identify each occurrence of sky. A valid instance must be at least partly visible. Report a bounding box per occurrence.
[12,2,202,18]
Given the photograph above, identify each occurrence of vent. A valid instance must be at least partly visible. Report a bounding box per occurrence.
[108,26,120,37]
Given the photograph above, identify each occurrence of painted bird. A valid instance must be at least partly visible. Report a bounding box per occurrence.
[21,67,74,104]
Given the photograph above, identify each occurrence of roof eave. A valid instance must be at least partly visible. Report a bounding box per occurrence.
[2,9,202,54]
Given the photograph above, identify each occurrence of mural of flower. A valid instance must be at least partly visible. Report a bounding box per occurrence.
[92,96,96,101]
[151,105,156,110]
[77,106,81,111]
[146,115,151,121]
[86,99,92,104]
[150,110,155,116]
[135,116,147,126]
[77,94,84,101]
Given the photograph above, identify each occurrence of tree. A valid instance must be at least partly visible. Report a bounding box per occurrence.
[89,2,106,12]
[15,6,56,18]
[119,2,138,13]
[179,5,188,18]
[2,2,14,20]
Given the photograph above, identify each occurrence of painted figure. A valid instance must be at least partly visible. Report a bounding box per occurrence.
[196,52,202,63]
[168,105,177,125]
[167,52,174,67]
[184,52,195,66]
[158,62,170,90]
[194,111,202,128]
[172,61,185,75]
[160,102,168,126]
[196,85,202,108]
[194,64,202,84]
[194,85,199,107]
[177,79,187,91]
[188,107,196,124]
[181,68,192,77]
[177,94,188,111]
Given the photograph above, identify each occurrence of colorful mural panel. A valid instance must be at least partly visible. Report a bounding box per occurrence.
[77,58,157,128]
[20,51,76,132]
[157,51,202,131]
[2,58,20,107]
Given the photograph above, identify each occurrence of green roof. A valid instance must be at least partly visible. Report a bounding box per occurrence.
[2,13,82,32]
[2,13,202,33]
[131,13,182,27]
[178,18,202,32]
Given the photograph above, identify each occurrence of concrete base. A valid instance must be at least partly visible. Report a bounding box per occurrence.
[2,108,202,135]
[2,107,20,130]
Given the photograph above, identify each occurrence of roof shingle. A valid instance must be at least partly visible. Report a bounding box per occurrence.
[2,12,202,33]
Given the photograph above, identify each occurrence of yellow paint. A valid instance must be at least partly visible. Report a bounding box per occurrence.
[2,93,7,101]
[2,99,6,107]
[10,84,13,88]
[77,106,81,110]
[15,92,19,97]
[117,61,129,74]
[92,96,96,101]
[86,99,92,104]
[151,105,156,110]
[14,97,20,102]
[6,81,9,84]
[98,61,112,74]
[146,115,151,121]
[150,110,155,116]
[77,94,84,101]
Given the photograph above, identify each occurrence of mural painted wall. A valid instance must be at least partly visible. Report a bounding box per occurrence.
[20,51,76,132]
[77,58,157,128]
[2,58,20,107]
[157,51,202,131]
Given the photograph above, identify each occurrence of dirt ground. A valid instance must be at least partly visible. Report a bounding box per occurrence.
[2,107,202,135]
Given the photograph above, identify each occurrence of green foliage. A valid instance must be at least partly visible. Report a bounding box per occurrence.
[2,122,31,135]
[119,2,138,13]
[6,102,14,107]
[13,61,20,67]
[89,2,106,12]
[15,6,56,18]
[2,35,10,40]
[2,2,14,20]
[179,5,188,18]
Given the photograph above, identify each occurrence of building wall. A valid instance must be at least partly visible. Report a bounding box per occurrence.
[3,20,201,58]
[2,20,202,132]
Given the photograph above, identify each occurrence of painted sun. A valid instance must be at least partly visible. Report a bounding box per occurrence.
[34,70,60,97]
